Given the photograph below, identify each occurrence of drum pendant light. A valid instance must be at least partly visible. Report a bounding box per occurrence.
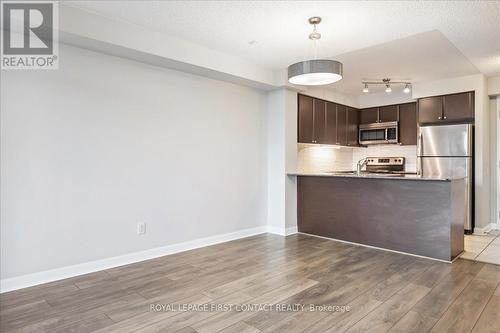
[288,17,343,86]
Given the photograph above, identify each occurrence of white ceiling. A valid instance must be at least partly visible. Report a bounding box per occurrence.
[331,30,479,95]
[69,1,500,94]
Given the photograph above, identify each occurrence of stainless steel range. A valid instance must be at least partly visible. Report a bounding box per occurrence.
[365,157,405,173]
[355,156,411,175]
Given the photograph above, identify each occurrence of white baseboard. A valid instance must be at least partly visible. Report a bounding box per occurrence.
[266,226,298,236]
[285,226,298,235]
[0,226,268,293]
[474,223,500,235]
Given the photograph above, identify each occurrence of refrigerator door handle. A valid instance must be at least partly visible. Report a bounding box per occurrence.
[418,132,423,176]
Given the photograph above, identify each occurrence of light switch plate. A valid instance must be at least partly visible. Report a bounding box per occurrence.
[137,222,146,235]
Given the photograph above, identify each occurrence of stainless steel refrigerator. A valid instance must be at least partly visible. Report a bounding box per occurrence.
[417,124,473,233]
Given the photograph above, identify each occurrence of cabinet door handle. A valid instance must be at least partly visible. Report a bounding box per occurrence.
[443,116,447,120]
[438,116,442,120]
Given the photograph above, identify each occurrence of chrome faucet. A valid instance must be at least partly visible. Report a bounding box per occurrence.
[356,158,368,175]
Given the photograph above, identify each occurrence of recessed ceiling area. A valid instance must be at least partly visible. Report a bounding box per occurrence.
[330,30,479,95]
[67,0,500,94]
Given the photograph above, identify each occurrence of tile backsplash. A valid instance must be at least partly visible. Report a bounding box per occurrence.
[297,143,417,173]
[352,145,417,173]
[297,144,353,173]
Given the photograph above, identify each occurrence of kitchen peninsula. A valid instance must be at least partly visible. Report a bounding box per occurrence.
[292,91,474,262]
[289,172,465,261]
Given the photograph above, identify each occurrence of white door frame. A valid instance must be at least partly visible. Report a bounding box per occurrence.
[497,97,500,226]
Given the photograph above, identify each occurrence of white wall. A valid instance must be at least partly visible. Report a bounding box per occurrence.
[357,91,415,108]
[266,88,298,233]
[266,89,286,232]
[497,97,500,226]
[413,74,491,228]
[488,75,500,229]
[59,4,277,89]
[490,97,498,228]
[301,86,359,108]
[284,91,298,230]
[0,44,268,280]
[488,76,500,96]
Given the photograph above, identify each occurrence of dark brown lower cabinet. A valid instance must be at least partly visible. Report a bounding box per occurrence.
[297,175,465,261]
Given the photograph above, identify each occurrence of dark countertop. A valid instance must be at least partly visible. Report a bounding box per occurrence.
[287,171,457,182]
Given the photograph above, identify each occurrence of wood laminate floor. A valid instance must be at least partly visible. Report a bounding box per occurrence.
[1,233,500,333]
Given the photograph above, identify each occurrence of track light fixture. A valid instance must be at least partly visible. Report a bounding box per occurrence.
[361,78,411,94]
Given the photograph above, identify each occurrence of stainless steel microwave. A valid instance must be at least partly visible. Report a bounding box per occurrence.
[359,121,399,145]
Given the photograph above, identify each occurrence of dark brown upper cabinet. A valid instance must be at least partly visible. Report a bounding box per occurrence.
[346,107,359,146]
[359,107,378,124]
[324,102,338,145]
[379,105,398,122]
[443,92,474,122]
[399,103,417,145]
[336,105,348,146]
[358,102,417,145]
[418,92,474,124]
[298,94,325,144]
[297,94,358,146]
[313,99,326,143]
[417,96,443,124]
[360,105,398,124]
[298,94,314,143]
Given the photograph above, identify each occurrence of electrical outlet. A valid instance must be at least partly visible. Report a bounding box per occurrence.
[137,222,146,235]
